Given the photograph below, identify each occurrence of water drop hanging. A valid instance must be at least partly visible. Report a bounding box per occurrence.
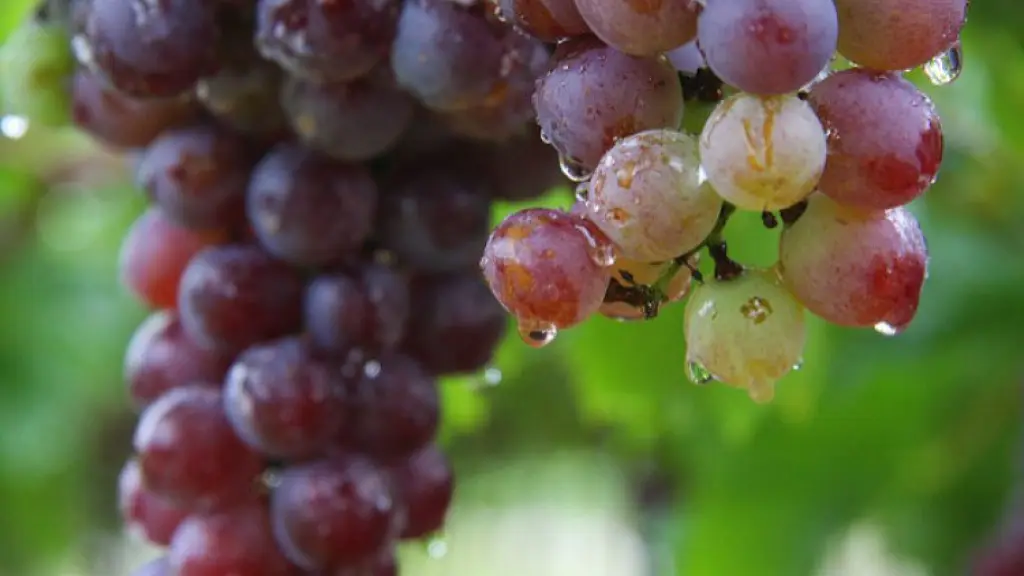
[517,318,557,348]
[558,153,593,182]
[686,361,715,385]
[923,39,963,86]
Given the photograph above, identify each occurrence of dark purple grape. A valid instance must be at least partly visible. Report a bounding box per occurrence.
[405,274,506,376]
[71,68,198,149]
[493,0,590,43]
[124,311,234,410]
[119,459,189,546]
[137,124,254,231]
[131,557,170,576]
[533,36,684,173]
[349,352,439,457]
[256,0,400,82]
[271,457,395,570]
[177,245,305,351]
[247,144,378,266]
[390,445,453,539]
[196,47,289,140]
[75,0,219,98]
[168,504,299,576]
[304,263,410,358]
[281,73,414,162]
[134,386,264,510]
[327,549,398,576]
[224,337,346,460]
[468,128,567,201]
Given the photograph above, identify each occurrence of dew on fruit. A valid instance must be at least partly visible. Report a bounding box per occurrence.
[792,358,804,371]
[924,39,963,86]
[578,226,617,267]
[574,181,589,202]
[873,321,902,337]
[740,296,773,324]
[558,153,593,182]
[517,319,557,348]
[686,361,715,386]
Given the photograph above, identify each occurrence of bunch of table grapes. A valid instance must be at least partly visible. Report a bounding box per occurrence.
[483,0,967,404]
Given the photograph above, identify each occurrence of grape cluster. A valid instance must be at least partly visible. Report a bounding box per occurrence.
[483,0,967,403]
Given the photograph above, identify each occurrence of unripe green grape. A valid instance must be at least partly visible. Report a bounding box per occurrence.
[684,268,806,403]
[699,93,826,211]
[0,19,74,127]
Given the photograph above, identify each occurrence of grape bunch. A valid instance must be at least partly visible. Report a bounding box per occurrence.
[482,0,967,404]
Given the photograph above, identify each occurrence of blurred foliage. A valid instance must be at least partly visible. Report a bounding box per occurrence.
[0,2,1023,576]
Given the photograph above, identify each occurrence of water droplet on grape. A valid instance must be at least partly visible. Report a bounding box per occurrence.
[574,181,589,202]
[539,130,552,145]
[558,153,592,182]
[923,39,963,86]
[363,359,382,378]
[516,319,557,348]
[576,224,616,267]
[425,533,449,559]
[747,380,776,404]
[686,361,715,385]
[873,321,901,337]
[791,358,804,371]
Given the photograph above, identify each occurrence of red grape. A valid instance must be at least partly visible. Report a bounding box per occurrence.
[493,0,589,43]
[834,0,968,72]
[575,0,699,56]
[349,351,439,458]
[168,504,299,576]
[131,557,170,576]
[118,458,189,546]
[390,445,454,539]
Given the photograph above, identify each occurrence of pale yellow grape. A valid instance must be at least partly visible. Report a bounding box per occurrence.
[684,268,806,403]
[699,93,826,211]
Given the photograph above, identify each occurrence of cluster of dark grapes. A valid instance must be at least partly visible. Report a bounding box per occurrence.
[482,0,968,404]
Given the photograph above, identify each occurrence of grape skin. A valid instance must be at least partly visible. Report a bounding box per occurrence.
[684,268,807,404]
[574,0,699,56]
[118,459,189,546]
[494,0,589,43]
[834,0,968,72]
[809,69,944,211]
[533,36,684,172]
[131,557,170,576]
[389,445,454,539]
[584,129,722,262]
[778,194,928,331]
[196,50,289,140]
[700,93,826,211]
[168,505,299,576]
[697,0,838,95]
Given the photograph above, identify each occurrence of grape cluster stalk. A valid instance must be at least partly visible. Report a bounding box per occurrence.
[0,0,967,572]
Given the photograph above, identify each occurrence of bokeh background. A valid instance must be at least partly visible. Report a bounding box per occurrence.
[1,1,1023,575]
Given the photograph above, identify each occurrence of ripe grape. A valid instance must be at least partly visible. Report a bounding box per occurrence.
[697,0,838,95]
[330,549,398,576]
[349,351,439,457]
[533,36,684,173]
[493,0,589,43]
[700,93,826,211]
[224,337,345,460]
[480,208,613,345]
[118,208,226,310]
[281,73,414,162]
[71,69,197,149]
[600,257,696,321]
[684,268,806,404]
[168,505,299,576]
[75,0,219,98]
[404,273,507,376]
[834,0,968,72]
[131,557,170,576]
[247,144,378,267]
[118,459,189,546]
[124,311,233,410]
[134,386,265,510]
[196,48,289,140]
[271,457,395,570]
[584,129,722,262]
[808,69,944,211]
[256,0,400,83]
[177,245,305,351]
[574,0,698,56]
[390,445,454,539]
[778,194,928,331]
[468,129,567,201]
[137,124,254,231]
[0,20,74,127]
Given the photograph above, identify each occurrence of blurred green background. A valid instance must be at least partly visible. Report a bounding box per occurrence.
[0,2,1022,575]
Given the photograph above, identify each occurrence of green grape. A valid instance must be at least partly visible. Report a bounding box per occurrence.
[683,268,806,403]
[0,18,74,127]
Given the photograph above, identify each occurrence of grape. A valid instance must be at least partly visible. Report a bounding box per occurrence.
[177,245,305,351]
[404,273,507,376]
[304,263,410,358]
[574,0,698,56]
[390,445,454,539]
[75,0,219,98]
[196,48,289,140]
[666,41,705,75]
[224,336,345,460]
[247,144,378,266]
[281,73,414,162]
[124,311,234,410]
[256,0,400,83]
[480,208,612,345]
[131,557,170,576]
[391,0,507,111]
[493,0,589,42]
[600,257,696,321]
[137,124,254,231]
[329,549,398,576]
[697,0,838,95]
[834,0,968,72]
[118,208,226,310]
[808,69,944,211]
[168,505,299,576]
[468,129,568,201]
[349,351,439,457]
[118,458,189,546]
[584,129,722,262]
[778,194,928,331]
[134,386,264,510]
[271,457,395,570]
[699,93,826,211]
[0,20,74,126]
[71,69,197,149]
[684,268,806,404]
[533,36,684,173]
[378,162,492,273]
